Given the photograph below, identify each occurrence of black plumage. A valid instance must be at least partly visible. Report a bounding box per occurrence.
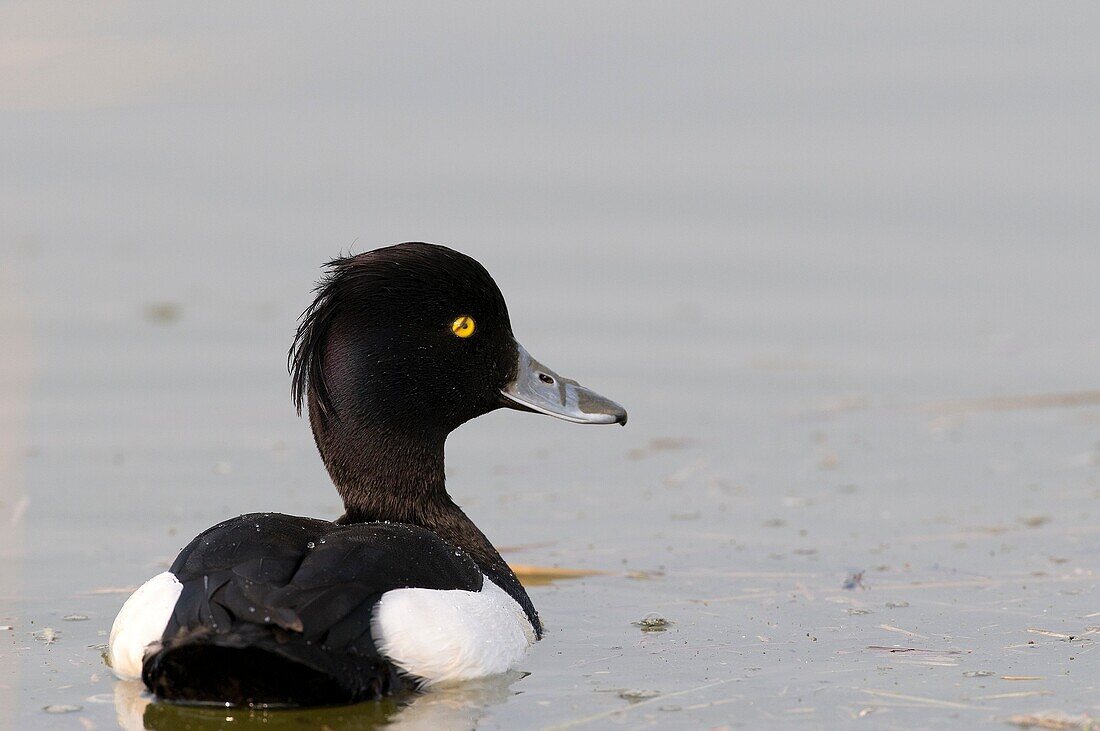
[144,513,483,705]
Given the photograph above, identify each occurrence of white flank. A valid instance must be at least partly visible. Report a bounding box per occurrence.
[372,578,535,686]
[108,571,183,680]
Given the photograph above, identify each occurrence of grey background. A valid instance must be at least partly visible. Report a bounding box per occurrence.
[1,3,1098,728]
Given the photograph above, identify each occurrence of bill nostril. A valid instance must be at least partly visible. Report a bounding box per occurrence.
[538,373,555,385]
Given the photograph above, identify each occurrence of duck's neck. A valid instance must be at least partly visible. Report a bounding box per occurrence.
[309,401,540,635]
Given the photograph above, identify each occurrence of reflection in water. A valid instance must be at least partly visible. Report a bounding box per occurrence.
[113,671,528,730]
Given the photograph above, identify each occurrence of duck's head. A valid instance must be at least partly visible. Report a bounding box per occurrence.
[290,243,626,444]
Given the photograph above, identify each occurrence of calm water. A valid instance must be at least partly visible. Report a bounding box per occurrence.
[2,3,1099,728]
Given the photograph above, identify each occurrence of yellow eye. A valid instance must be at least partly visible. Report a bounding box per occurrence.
[450,315,476,338]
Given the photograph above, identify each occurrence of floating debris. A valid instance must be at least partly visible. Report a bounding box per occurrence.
[142,301,182,325]
[508,564,604,587]
[625,569,665,580]
[1026,628,1072,640]
[33,628,59,644]
[619,689,661,702]
[1019,515,1051,528]
[975,690,1053,701]
[868,646,961,655]
[1006,711,1095,730]
[42,705,82,714]
[842,571,866,590]
[847,608,873,616]
[885,601,909,609]
[962,670,995,677]
[62,614,88,622]
[878,624,928,639]
[633,613,673,632]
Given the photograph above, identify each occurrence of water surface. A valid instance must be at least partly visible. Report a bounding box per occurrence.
[2,3,1099,728]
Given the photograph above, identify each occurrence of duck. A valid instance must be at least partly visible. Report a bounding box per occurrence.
[106,242,626,706]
